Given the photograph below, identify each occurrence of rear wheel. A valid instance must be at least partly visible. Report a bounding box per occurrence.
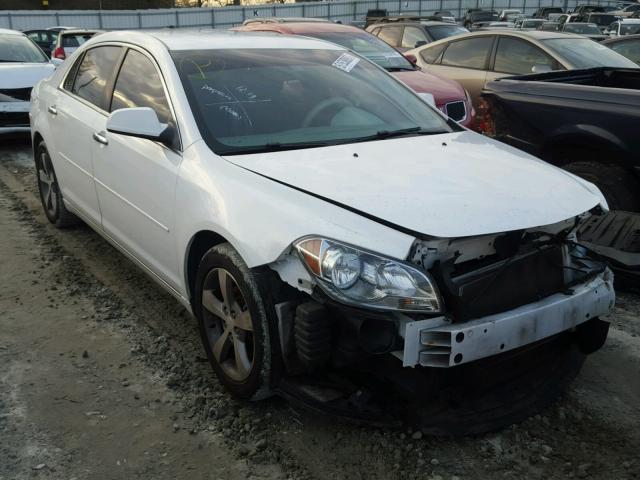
[35,141,80,228]
[194,243,276,400]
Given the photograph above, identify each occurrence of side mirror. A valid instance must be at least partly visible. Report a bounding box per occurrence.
[50,58,63,67]
[404,53,418,65]
[414,40,427,48]
[531,64,552,73]
[107,107,169,143]
[418,92,436,107]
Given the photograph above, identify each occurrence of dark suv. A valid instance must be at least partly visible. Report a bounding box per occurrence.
[366,16,468,51]
[462,9,500,29]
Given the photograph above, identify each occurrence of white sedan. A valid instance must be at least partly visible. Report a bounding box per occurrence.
[31,30,614,428]
[0,28,57,134]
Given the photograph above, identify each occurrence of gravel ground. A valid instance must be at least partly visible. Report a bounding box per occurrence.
[1,137,639,480]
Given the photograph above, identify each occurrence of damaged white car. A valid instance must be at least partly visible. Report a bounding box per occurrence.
[30,30,614,433]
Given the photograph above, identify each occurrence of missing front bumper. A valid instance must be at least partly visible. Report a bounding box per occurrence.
[400,270,614,368]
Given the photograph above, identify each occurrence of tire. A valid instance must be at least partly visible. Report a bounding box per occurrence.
[562,161,640,212]
[34,141,80,228]
[193,243,277,400]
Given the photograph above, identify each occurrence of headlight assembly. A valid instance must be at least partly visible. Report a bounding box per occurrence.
[294,237,442,313]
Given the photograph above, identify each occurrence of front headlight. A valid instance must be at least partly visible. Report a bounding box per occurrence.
[294,237,442,313]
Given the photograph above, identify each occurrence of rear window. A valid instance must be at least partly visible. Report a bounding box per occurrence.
[62,33,95,48]
[563,23,602,34]
[542,38,639,68]
[620,24,640,35]
[0,33,47,63]
[425,25,469,40]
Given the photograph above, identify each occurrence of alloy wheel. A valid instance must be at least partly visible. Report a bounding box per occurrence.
[201,268,255,382]
[37,151,58,218]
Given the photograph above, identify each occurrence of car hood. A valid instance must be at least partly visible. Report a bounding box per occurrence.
[392,70,466,105]
[226,131,604,238]
[222,131,603,238]
[0,63,56,89]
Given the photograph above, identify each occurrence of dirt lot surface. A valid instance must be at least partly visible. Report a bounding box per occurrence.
[1,136,640,480]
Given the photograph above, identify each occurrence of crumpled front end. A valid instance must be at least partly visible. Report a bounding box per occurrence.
[399,219,614,367]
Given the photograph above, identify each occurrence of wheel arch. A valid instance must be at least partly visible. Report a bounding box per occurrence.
[184,229,233,306]
[542,125,628,168]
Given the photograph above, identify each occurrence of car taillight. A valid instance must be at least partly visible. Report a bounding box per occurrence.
[53,47,66,60]
[475,97,495,136]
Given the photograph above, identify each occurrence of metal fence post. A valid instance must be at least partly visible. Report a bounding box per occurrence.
[175,10,179,27]
[353,1,357,21]
[98,10,103,29]
[211,8,215,27]
[137,11,142,28]
[7,12,11,29]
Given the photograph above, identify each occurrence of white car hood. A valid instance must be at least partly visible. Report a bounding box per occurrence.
[0,63,56,89]
[223,131,603,238]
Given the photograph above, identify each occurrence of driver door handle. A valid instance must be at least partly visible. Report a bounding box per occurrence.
[47,105,57,115]
[92,131,108,146]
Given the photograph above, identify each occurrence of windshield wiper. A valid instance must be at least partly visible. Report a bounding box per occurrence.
[386,67,416,72]
[352,126,444,143]
[221,141,332,155]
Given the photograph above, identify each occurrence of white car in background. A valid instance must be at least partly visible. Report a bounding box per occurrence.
[30,30,614,432]
[51,29,102,61]
[0,28,57,134]
[606,18,640,37]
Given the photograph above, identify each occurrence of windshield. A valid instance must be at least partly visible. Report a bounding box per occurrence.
[563,23,602,34]
[522,20,544,28]
[0,34,47,63]
[173,48,453,155]
[542,38,639,68]
[471,12,499,21]
[621,24,640,35]
[306,32,413,70]
[426,25,469,40]
[588,14,616,26]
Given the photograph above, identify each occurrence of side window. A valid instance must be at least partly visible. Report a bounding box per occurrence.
[71,46,121,110]
[401,26,428,49]
[62,54,84,91]
[441,36,493,69]
[110,49,177,146]
[494,37,557,75]
[420,43,446,64]
[377,26,403,47]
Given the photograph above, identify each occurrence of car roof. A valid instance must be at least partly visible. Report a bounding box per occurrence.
[93,29,345,52]
[421,29,581,45]
[0,28,24,36]
[238,21,363,35]
[621,18,640,23]
[60,29,102,35]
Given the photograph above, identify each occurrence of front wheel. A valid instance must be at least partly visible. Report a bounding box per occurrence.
[194,243,276,400]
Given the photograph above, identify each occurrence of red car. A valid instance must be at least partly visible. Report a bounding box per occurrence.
[233,20,476,128]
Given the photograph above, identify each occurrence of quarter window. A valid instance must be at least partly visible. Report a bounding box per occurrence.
[401,26,428,49]
[494,37,557,74]
[440,36,493,69]
[377,26,403,47]
[71,46,121,109]
[420,43,446,64]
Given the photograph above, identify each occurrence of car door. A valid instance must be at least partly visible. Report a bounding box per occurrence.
[47,45,123,226]
[92,47,182,289]
[423,35,494,109]
[487,36,563,84]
